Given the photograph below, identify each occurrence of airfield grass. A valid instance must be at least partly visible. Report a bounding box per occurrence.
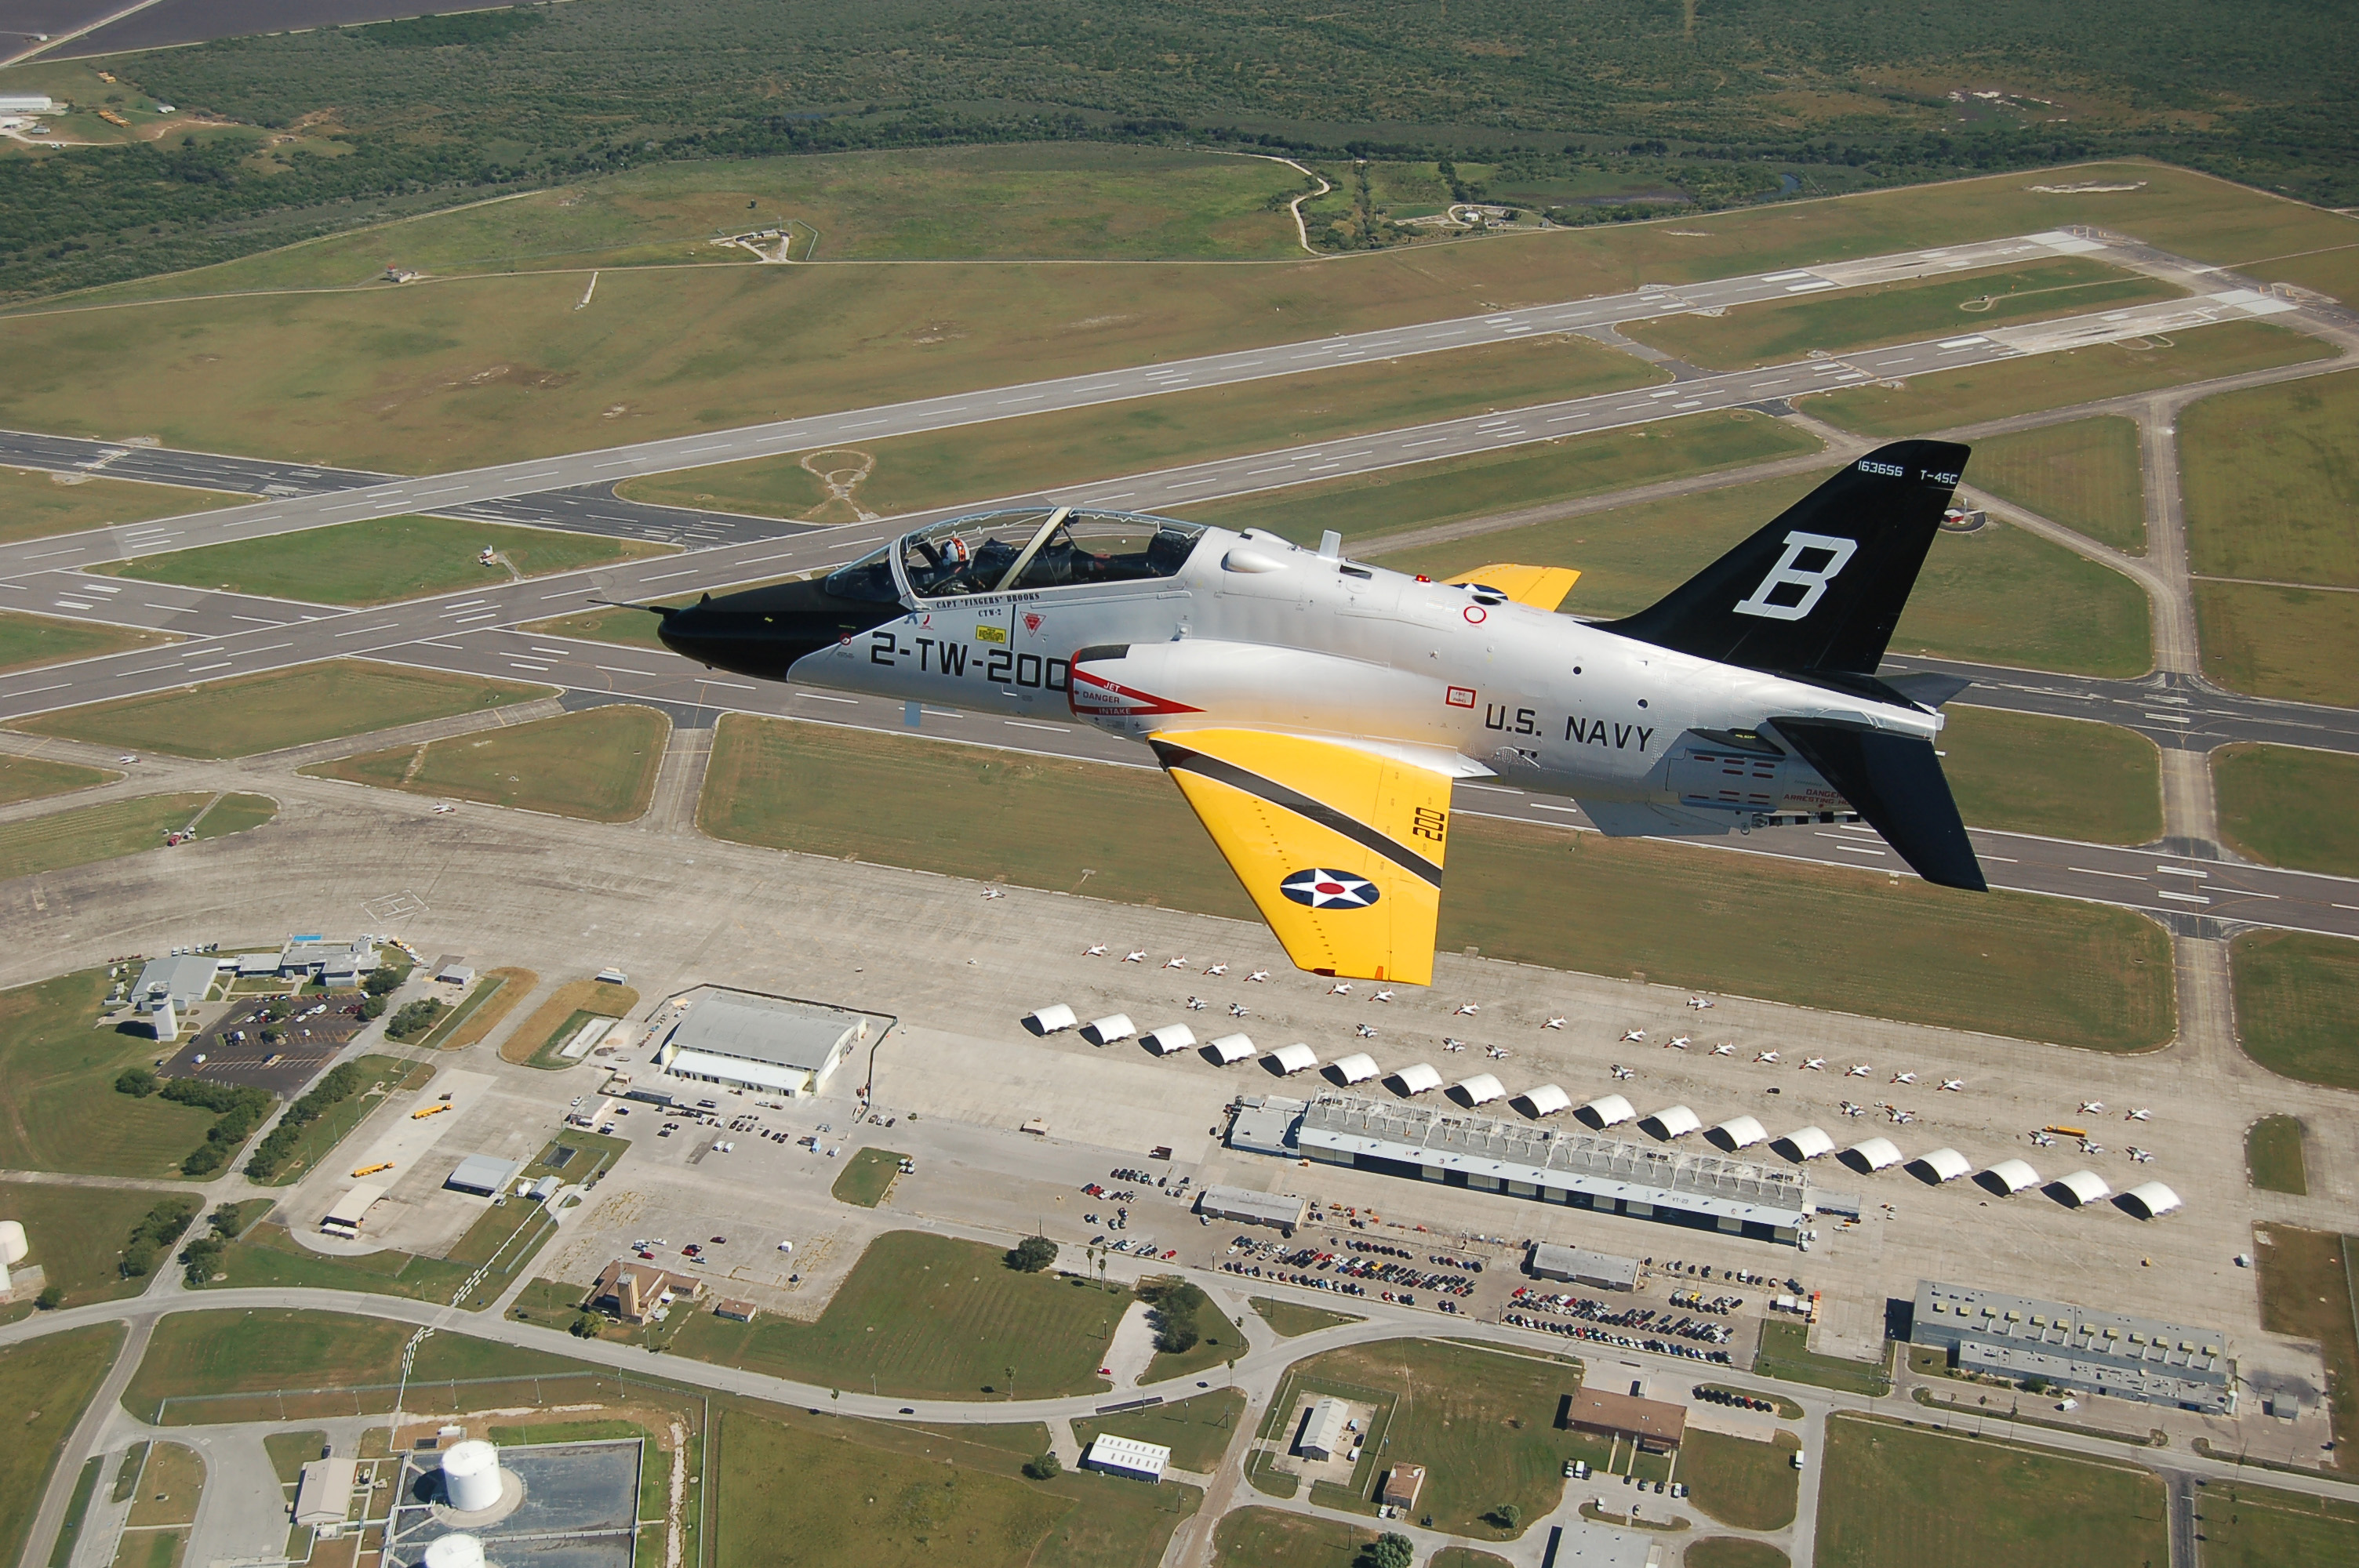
[621,332,1663,524]
[1430,1553,1518,1568]
[0,1327,122,1568]
[831,1147,909,1208]
[1373,470,2154,677]
[1624,256,2181,371]
[2193,580,2359,706]
[1072,1389,1248,1474]
[96,514,675,606]
[501,979,639,1067]
[0,968,220,1178]
[125,1443,203,1529]
[1967,416,2146,553]
[1274,1339,1580,1537]
[11,159,2330,470]
[304,705,667,822]
[703,716,2174,1047]
[1144,1322,1242,1385]
[1681,1428,1801,1533]
[1681,1544,1789,1568]
[2212,745,2359,876]
[1752,1320,1892,1397]
[1180,411,1823,546]
[423,966,535,1051]
[2182,370,2359,586]
[264,1430,326,1487]
[618,459,831,523]
[1939,707,2162,846]
[1813,1415,2168,1568]
[521,604,674,652]
[0,753,117,806]
[0,1180,192,1323]
[2242,245,2359,311]
[714,1400,1198,1568]
[0,610,171,675]
[1211,1508,1376,1567]
[2230,931,2359,1091]
[0,792,276,883]
[2246,1116,2308,1196]
[256,1054,431,1188]
[668,1230,1120,1399]
[1249,1297,1364,1337]
[0,466,242,544]
[1808,320,2332,437]
[16,661,551,758]
[2252,1227,2359,1471]
[198,1220,475,1305]
[53,1457,103,1568]
[2197,1480,2359,1567]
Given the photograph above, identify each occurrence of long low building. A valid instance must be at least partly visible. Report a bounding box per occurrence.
[1082,1434,1169,1483]
[1529,1242,1638,1291]
[1562,1388,1686,1452]
[1197,1185,1307,1232]
[1910,1279,2234,1413]
[1268,1092,1814,1245]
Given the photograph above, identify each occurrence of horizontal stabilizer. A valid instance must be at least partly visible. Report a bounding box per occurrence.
[1445,564,1581,612]
[1883,670,1973,709]
[1772,718,1986,891]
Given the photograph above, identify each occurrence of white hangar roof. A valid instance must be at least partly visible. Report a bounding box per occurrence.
[1777,1126,1835,1161]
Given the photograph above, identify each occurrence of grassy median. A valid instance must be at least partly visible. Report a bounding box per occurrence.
[304,704,667,822]
[1968,416,2146,554]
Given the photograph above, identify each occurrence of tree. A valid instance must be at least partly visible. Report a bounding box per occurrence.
[1022,1452,1061,1480]
[35,1286,63,1310]
[570,1311,603,1339]
[1005,1235,1058,1272]
[1358,1535,1414,1568]
[1139,1276,1209,1354]
[115,1066,158,1097]
[363,966,404,996]
[1486,1502,1522,1533]
[359,994,387,1021]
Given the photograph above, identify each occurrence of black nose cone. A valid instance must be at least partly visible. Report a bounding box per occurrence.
[656,579,902,682]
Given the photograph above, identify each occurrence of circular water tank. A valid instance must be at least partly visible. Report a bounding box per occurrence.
[424,1535,486,1568]
[0,1220,27,1267]
[439,1441,502,1513]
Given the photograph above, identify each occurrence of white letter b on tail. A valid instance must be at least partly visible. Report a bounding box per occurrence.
[1732,530,1858,621]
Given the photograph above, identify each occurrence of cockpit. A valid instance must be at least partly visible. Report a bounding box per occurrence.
[824,508,1209,608]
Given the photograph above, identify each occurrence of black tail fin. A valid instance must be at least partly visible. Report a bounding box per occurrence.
[1773,718,1986,891]
[1605,440,1968,675]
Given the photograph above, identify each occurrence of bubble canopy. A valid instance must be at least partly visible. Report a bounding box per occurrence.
[826,507,1209,607]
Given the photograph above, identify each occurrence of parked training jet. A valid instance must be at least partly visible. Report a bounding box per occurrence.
[656,441,1985,983]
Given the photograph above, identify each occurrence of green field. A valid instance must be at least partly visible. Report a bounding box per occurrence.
[257,1054,431,1186]
[2245,245,2359,310]
[263,1431,327,1486]
[830,1147,910,1208]
[715,1400,1197,1568]
[1682,1543,1790,1568]
[2213,745,2359,874]
[0,753,117,806]
[668,1230,1121,1399]
[0,1180,194,1320]
[199,1221,475,1304]
[0,968,218,1177]
[17,661,551,758]
[2194,580,2359,706]
[1072,1389,1246,1474]
[1939,707,2161,845]
[1211,1508,1376,1567]
[1815,1416,2167,1568]
[122,1308,587,1421]
[0,610,171,675]
[2197,1480,2359,1567]
[1271,1340,1576,1537]
[1968,416,2146,553]
[1180,412,1822,546]
[1626,257,2181,370]
[622,332,1662,523]
[0,466,242,544]
[2183,371,2359,586]
[502,978,638,1067]
[1752,1319,1891,1397]
[522,604,672,651]
[2246,1116,2309,1196]
[1372,471,2154,677]
[303,704,667,822]
[1249,1297,1364,1338]
[0,792,276,882]
[2230,931,2359,1090]
[1808,321,2333,437]
[0,1327,123,1568]
[1680,1428,1800,1532]
[96,514,675,606]
[2253,1228,2359,1472]
[703,716,2175,1047]
[125,1443,203,1527]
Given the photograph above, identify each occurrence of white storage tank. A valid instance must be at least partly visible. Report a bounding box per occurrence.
[425,1536,486,1568]
[439,1440,503,1513]
[0,1219,27,1266]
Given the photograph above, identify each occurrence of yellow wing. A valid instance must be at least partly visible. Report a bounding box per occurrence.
[1445,563,1580,612]
[1147,728,1452,986]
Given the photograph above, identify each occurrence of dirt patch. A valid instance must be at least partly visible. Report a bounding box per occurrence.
[441,966,536,1052]
[500,978,641,1065]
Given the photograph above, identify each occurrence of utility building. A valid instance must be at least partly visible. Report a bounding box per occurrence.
[1082,1434,1169,1483]
[1910,1279,2234,1413]
[1563,1388,1687,1452]
[1528,1242,1639,1291]
[293,1456,358,1530]
[1296,1396,1353,1461]
[133,953,217,1013]
[445,1154,521,1196]
[655,989,869,1098]
[1196,1184,1307,1232]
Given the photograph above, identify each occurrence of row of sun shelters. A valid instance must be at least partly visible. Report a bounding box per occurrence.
[1021,1004,1572,1109]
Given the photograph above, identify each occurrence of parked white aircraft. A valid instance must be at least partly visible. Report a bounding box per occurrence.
[1205,964,1229,976]
[1939,1078,1965,1091]
[1754,1051,1780,1064]
[1687,997,1716,1010]
[1845,1064,1872,1077]
[1668,1035,1692,1051]
[1165,956,1190,969]
[1609,1064,1635,1080]
[1543,1017,1567,1030]
[1454,1003,1482,1016]
[1801,1058,1826,1071]
[2126,1108,2151,1121]
[656,445,1986,982]
[1124,950,1147,964]
[2081,1101,2105,1114]
[1372,989,1394,1003]
[1354,1022,1378,1038]
[1622,1029,1648,1044]
[1246,971,1270,983]
[1329,982,1354,995]
[1892,1071,1917,1084]
[1084,944,1107,956]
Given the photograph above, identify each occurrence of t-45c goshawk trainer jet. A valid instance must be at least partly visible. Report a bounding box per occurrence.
[657,440,1985,985]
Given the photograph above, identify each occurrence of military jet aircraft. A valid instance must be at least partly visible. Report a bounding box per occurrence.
[657,441,1985,983]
